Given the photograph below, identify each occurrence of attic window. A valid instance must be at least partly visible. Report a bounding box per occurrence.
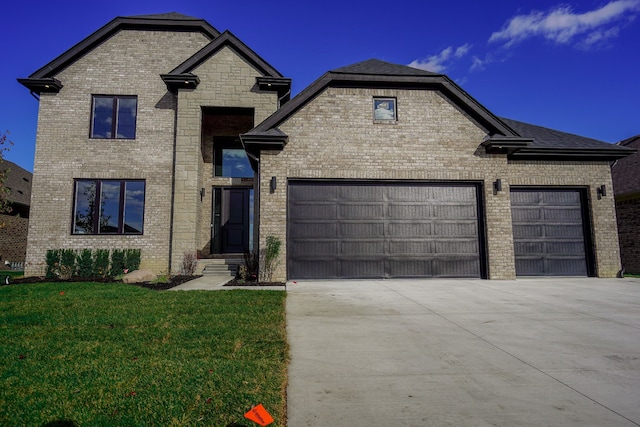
[373,97,397,122]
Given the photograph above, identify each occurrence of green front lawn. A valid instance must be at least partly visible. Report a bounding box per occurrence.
[0,282,287,426]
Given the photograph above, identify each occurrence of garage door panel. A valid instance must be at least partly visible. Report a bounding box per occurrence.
[434,222,478,237]
[289,240,338,256]
[340,222,385,236]
[289,203,337,220]
[340,186,383,201]
[387,186,431,202]
[388,259,434,277]
[341,241,386,255]
[389,240,434,254]
[388,222,433,237]
[511,189,589,276]
[288,181,483,279]
[339,204,384,219]
[435,240,479,254]
[435,258,481,277]
[387,204,432,219]
[289,221,338,238]
[290,185,337,201]
[433,204,476,219]
[341,259,385,278]
[543,208,583,222]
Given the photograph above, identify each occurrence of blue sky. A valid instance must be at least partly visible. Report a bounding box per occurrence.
[2,0,639,171]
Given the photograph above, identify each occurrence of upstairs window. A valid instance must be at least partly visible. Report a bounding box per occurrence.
[213,137,253,178]
[73,179,145,235]
[91,95,137,139]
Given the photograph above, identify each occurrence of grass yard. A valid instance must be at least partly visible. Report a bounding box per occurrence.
[0,282,288,426]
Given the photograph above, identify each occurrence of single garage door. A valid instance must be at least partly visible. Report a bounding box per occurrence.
[511,188,592,276]
[288,181,484,279]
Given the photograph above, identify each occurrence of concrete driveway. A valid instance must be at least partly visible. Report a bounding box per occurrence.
[286,278,640,427]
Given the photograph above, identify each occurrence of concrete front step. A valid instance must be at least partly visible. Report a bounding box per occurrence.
[196,258,243,276]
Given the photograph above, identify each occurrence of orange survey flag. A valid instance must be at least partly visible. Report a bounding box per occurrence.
[244,404,274,426]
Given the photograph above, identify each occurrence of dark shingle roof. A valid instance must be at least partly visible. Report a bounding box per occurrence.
[1,160,32,207]
[612,135,640,197]
[332,59,440,76]
[500,118,634,160]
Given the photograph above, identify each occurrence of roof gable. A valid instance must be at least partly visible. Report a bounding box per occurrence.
[248,59,517,137]
[18,13,220,93]
[161,30,290,96]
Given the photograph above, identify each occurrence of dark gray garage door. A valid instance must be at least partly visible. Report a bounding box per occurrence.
[511,189,592,276]
[288,181,484,279]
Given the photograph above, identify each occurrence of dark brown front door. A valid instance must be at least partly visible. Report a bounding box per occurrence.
[212,188,250,254]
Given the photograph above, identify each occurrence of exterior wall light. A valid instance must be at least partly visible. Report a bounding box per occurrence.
[270,176,277,193]
[493,179,502,193]
[597,184,606,199]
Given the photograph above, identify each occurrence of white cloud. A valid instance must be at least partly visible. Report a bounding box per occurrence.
[408,43,472,73]
[489,0,640,47]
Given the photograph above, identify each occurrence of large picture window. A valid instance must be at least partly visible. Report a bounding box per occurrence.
[91,95,137,139]
[73,179,145,235]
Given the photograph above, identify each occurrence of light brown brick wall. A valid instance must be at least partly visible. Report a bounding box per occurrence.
[170,46,278,273]
[259,87,621,280]
[25,30,211,276]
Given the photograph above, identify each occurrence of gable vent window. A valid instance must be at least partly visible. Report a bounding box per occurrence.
[90,95,137,139]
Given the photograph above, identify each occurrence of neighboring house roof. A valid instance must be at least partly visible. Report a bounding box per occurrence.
[612,135,640,198]
[18,13,221,94]
[243,59,634,162]
[1,160,32,207]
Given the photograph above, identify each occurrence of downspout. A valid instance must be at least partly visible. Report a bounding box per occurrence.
[167,91,179,275]
[29,91,40,101]
[277,89,291,108]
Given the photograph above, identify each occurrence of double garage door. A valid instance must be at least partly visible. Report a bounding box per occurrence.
[288,181,484,279]
[288,181,593,279]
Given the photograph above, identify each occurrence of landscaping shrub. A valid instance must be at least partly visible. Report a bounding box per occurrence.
[77,249,93,277]
[45,249,60,279]
[124,248,141,272]
[110,249,125,277]
[93,249,110,278]
[59,249,76,279]
[182,251,197,276]
[260,236,282,282]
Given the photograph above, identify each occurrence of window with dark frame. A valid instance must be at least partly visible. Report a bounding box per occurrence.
[213,137,253,178]
[90,95,138,139]
[73,179,145,235]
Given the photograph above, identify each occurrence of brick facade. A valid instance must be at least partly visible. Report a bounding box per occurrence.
[259,87,621,281]
[24,29,211,276]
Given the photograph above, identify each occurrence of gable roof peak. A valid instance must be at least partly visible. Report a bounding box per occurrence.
[331,59,440,77]
[125,12,201,20]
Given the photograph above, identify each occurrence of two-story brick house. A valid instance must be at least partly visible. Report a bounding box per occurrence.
[19,13,633,281]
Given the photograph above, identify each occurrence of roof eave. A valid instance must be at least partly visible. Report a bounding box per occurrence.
[160,73,200,91]
[17,77,63,94]
[508,148,635,161]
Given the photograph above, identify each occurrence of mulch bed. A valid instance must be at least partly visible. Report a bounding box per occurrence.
[2,275,285,290]
[224,279,286,287]
[2,275,201,291]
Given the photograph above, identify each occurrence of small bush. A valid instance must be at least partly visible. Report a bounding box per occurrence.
[110,249,125,277]
[77,249,93,277]
[45,249,60,279]
[124,249,141,272]
[59,249,76,279]
[181,252,197,276]
[260,236,282,282]
[94,249,110,278]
